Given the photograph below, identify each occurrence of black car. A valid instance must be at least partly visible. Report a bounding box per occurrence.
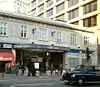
[61,65,100,85]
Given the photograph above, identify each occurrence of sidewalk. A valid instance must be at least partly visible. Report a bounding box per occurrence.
[0,73,60,80]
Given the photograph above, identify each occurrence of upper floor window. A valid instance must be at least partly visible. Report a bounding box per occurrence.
[15,1,25,14]
[56,0,60,2]
[83,1,97,14]
[70,33,76,45]
[0,22,7,36]
[32,8,36,15]
[83,15,97,27]
[40,29,48,41]
[32,0,36,7]
[68,8,79,20]
[21,25,28,38]
[68,0,79,8]
[84,36,89,46]
[56,3,64,13]
[57,31,62,42]
[46,8,53,17]
[47,0,53,7]
[38,4,44,12]
[38,0,43,3]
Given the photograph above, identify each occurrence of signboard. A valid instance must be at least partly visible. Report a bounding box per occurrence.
[3,44,12,48]
[31,57,42,62]
[13,44,69,51]
[34,63,39,69]
[0,44,12,48]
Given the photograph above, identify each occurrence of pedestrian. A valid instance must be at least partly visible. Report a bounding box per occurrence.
[24,67,28,76]
[15,66,19,76]
[2,68,5,77]
[55,69,58,76]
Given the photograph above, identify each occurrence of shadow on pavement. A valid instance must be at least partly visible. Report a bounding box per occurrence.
[62,82,100,87]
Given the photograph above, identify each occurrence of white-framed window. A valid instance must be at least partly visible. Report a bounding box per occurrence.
[0,22,7,36]
[46,8,53,17]
[84,36,89,45]
[21,25,28,38]
[68,57,79,69]
[32,9,36,15]
[47,0,53,7]
[57,31,62,42]
[40,29,48,41]
[68,8,78,20]
[70,33,77,45]
[38,0,43,3]
[38,4,44,12]
[56,3,64,13]
[32,0,36,7]
[68,0,79,8]
[56,0,60,2]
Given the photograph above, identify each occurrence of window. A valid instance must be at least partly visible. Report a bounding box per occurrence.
[15,1,24,13]
[84,36,89,45]
[56,14,65,21]
[83,1,97,14]
[68,0,79,8]
[32,9,36,15]
[57,31,62,42]
[68,8,78,20]
[46,8,53,17]
[38,0,43,3]
[56,0,60,2]
[38,4,44,12]
[56,3,64,13]
[47,0,53,7]
[91,1,97,11]
[32,0,36,7]
[40,29,48,40]
[70,33,76,45]
[68,58,79,69]
[0,22,7,36]
[21,25,28,38]
[83,15,97,27]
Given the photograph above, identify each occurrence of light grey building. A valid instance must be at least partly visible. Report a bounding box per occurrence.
[0,11,97,73]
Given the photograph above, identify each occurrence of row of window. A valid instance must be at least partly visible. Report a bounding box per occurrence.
[32,0,97,18]
[0,21,89,46]
[37,12,97,27]
[68,0,79,8]
[83,15,97,27]
[32,2,65,16]
[83,1,97,14]
[68,8,78,20]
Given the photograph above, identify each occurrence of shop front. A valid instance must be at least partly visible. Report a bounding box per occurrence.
[0,51,15,73]
[13,44,70,75]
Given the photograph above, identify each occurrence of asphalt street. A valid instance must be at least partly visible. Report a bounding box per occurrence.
[0,75,100,87]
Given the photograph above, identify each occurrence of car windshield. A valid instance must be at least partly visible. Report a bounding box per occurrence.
[74,65,92,71]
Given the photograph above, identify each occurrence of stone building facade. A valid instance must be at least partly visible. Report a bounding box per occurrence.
[0,11,97,73]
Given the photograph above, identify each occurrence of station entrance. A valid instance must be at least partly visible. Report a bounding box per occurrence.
[16,49,64,74]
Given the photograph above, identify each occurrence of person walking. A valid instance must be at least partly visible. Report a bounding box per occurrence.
[1,62,5,77]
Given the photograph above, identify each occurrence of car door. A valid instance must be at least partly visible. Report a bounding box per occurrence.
[85,66,96,81]
[95,66,100,81]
